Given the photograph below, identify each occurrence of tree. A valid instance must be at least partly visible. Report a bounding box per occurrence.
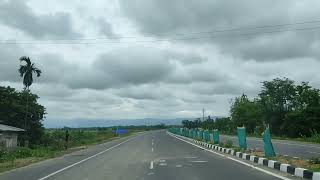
[0,86,45,145]
[281,82,320,137]
[18,56,42,130]
[230,94,263,133]
[19,56,42,90]
[182,119,201,129]
[258,78,296,135]
[230,78,320,137]
[215,117,233,133]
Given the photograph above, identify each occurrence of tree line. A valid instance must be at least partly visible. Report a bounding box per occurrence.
[182,78,320,138]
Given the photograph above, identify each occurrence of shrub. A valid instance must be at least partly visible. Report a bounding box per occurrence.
[12,147,32,158]
[225,140,233,148]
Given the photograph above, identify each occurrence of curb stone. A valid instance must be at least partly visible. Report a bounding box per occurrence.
[168,131,318,180]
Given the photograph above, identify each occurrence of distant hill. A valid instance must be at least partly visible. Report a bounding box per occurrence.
[44,118,186,128]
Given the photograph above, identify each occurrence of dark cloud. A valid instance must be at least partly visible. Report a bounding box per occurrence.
[94,18,118,38]
[93,47,175,86]
[119,0,320,60]
[0,43,25,82]
[0,0,81,39]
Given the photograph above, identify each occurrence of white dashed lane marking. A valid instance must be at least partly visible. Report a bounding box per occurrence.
[150,161,154,169]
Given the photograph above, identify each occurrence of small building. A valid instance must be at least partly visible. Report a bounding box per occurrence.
[0,124,25,150]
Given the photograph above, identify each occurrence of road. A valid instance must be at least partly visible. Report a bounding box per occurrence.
[0,130,300,180]
[220,135,320,159]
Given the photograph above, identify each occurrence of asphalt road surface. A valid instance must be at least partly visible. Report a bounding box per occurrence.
[220,135,320,159]
[0,130,302,180]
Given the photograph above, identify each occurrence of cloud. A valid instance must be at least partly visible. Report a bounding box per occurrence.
[119,0,320,61]
[1,0,320,126]
[0,0,81,39]
[67,46,177,89]
[0,43,25,82]
[93,18,118,38]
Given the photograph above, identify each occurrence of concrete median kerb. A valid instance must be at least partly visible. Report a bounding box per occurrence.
[168,131,319,180]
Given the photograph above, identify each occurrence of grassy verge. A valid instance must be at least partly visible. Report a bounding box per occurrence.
[249,151,320,172]
[0,129,143,173]
[214,139,320,172]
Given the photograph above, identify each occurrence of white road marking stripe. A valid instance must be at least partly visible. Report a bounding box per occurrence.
[176,165,183,167]
[184,156,198,159]
[190,160,208,163]
[168,133,293,180]
[37,135,141,180]
[159,163,167,166]
[150,161,154,169]
[152,147,154,152]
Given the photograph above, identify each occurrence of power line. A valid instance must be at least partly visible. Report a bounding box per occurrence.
[3,18,320,42]
[1,21,320,45]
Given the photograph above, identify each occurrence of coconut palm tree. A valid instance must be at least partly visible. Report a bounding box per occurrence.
[18,56,42,90]
[18,56,42,130]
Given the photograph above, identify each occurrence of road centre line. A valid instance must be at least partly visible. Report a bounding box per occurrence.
[168,133,292,180]
[150,161,154,169]
[38,135,141,180]
[190,160,208,163]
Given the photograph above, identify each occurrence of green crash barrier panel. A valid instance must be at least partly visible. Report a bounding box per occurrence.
[204,130,210,142]
[263,128,276,157]
[237,127,247,150]
[213,129,219,144]
[201,130,204,140]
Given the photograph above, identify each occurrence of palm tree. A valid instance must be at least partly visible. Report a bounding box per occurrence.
[18,56,42,129]
[18,56,42,90]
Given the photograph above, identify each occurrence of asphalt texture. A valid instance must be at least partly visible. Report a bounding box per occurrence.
[0,130,303,180]
[220,135,320,159]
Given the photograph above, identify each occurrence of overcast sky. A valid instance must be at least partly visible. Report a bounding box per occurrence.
[1,0,320,126]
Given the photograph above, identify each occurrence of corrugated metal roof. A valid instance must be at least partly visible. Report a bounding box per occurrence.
[0,124,25,132]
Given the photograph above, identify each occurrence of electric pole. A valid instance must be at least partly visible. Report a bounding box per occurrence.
[202,108,205,121]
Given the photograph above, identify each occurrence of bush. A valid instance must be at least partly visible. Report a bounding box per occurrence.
[219,142,224,147]
[12,147,32,158]
[225,140,233,148]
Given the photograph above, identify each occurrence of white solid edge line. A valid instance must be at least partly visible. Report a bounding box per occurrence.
[37,136,138,180]
[150,161,154,169]
[167,132,292,180]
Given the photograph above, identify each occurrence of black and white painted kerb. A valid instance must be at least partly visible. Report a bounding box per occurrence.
[168,131,320,180]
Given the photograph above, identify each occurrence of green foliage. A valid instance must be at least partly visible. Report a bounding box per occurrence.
[181,77,320,138]
[0,86,46,145]
[310,157,320,165]
[0,128,141,164]
[214,117,233,133]
[231,78,320,137]
[224,140,233,148]
[19,56,42,89]
[182,119,201,129]
[230,94,262,133]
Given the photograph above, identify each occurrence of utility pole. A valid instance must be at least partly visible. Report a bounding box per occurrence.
[202,108,205,121]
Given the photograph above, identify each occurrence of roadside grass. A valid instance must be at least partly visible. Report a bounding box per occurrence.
[0,129,142,173]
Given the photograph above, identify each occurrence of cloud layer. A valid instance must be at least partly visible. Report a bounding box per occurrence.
[1,0,320,126]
